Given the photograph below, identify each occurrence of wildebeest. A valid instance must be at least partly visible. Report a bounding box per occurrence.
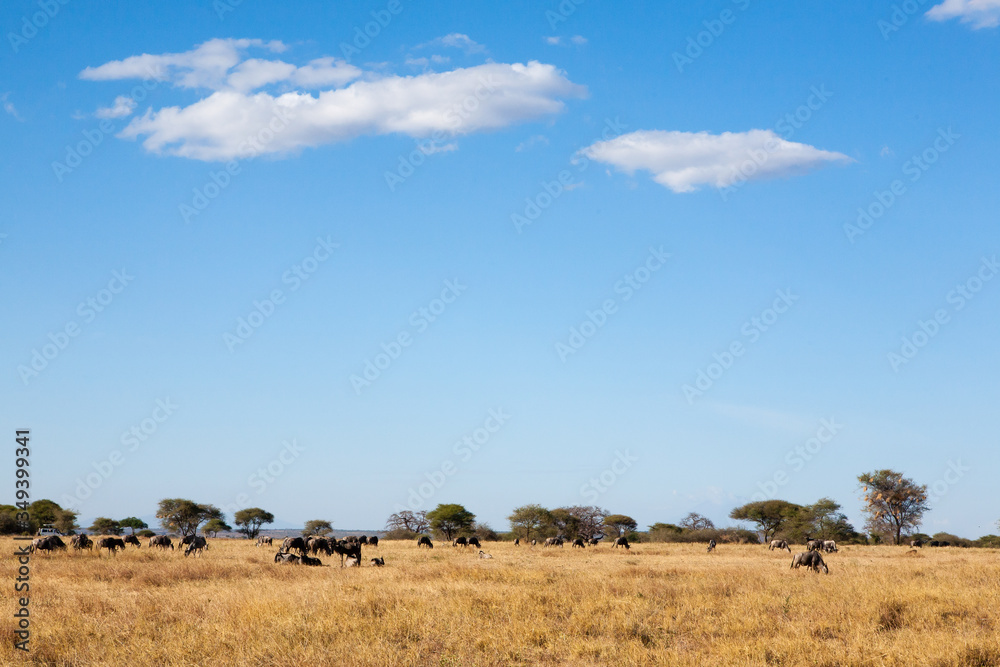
[371,557,385,567]
[275,552,300,564]
[256,535,273,546]
[368,536,379,548]
[572,538,586,548]
[308,537,332,555]
[531,539,537,546]
[358,536,368,545]
[331,539,362,567]
[301,554,323,566]
[791,551,829,574]
[544,537,564,547]
[479,550,493,559]
[98,537,126,555]
[32,536,67,553]
[71,534,93,551]
[588,537,601,546]
[769,539,791,552]
[417,536,433,549]
[453,537,468,547]
[123,534,141,548]
[468,537,481,548]
[806,539,822,551]
[612,537,630,550]
[822,540,838,553]
[514,538,520,546]
[281,537,307,555]
[184,536,208,557]
[910,539,923,548]
[707,539,716,553]
[149,535,174,551]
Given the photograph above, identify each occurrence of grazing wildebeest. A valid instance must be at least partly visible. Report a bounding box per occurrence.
[275,552,300,564]
[308,537,332,555]
[588,537,601,546]
[371,557,385,567]
[791,551,829,574]
[368,536,379,548]
[806,539,823,551]
[358,536,368,545]
[281,537,307,555]
[331,539,362,567]
[344,535,359,544]
[929,540,940,547]
[479,550,493,559]
[910,539,923,548]
[822,540,838,553]
[572,538,586,548]
[301,554,323,566]
[149,535,174,551]
[514,538,520,546]
[707,539,717,553]
[256,536,273,547]
[123,535,141,548]
[531,539,537,546]
[769,539,791,552]
[417,536,433,549]
[468,537,481,548]
[71,534,93,551]
[544,537,564,547]
[98,537,126,555]
[33,536,67,553]
[453,537,468,547]
[612,537,630,550]
[184,536,208,557]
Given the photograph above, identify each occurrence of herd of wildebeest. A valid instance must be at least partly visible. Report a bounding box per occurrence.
[23,532,949,573]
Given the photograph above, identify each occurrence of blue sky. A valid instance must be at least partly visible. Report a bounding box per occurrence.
[2,0,998,537]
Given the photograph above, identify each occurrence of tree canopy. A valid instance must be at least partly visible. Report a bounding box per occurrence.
[679,512,715,531]
[603,514,638,537]
[426,504,475,540]
[858,469,929,545]
[119,517,148,535]
[508,504,551,542]
[385,510,429,535]
[234,508,274,540]
[156,499,223,536]
[89,517,121,535]
[303,520,333,537]
[202,518,231,537]
[729,500,801,542]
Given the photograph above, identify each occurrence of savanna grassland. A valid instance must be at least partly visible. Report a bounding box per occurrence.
[3,538,999,666]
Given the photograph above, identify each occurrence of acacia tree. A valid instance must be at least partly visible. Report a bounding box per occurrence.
[561,506,609,539]
[603,514,638,537]
[303,520,333,537]
[385,510,429,534]
[119,517,147,535]
[680,512,715,531]
[202,518,231,537]
[89,517,121,535]
[156,499,224,536]
[508,504,551,542]
[858,469,929,545]
[426,504,475,541]
[729,500,801,543]
[234,508,274,540]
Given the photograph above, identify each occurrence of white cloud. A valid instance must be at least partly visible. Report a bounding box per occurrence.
[419,33,486,54]
[1,92,23,121]
[114,61,585,161]
[545,36,562,45]
[581,129,850,193]
[545,35,587,46]
[515,134,549,152]
[570,35,588,45]
[927,0,1000,28]
[95,95,137,119]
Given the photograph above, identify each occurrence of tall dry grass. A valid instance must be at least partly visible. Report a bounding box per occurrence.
[2,539,999,666]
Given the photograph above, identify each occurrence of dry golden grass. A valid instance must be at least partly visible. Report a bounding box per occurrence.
[3,538,999,666]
